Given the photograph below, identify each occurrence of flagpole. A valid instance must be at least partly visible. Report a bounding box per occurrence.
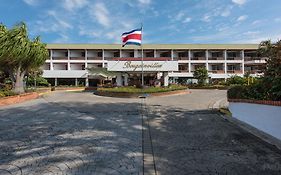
[141,24,144,87]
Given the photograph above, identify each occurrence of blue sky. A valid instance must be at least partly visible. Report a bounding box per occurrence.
[0,0,280,44]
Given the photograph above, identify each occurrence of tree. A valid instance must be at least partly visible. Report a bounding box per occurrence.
[193,67,208,85]
[257,40,281,100]
[0,22,48,93]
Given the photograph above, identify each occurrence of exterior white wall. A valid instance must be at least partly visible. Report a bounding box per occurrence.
[229,102,281,140]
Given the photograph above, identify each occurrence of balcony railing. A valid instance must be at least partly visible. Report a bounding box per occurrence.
[191,57,206,60]
[208,57,224,60]
[87,57,103,60]
[227,57,242,60]
[244,57,267,61]
[52,57,68,60]
[209,70,225,74]
[70,57,85,60]
[227,70,243,74]
[174,57,189,60]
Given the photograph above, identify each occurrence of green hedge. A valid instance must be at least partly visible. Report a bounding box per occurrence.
[98,85,187,94]
[0,90,17,98]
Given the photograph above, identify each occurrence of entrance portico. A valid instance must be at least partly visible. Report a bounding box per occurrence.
[108,58,178,86]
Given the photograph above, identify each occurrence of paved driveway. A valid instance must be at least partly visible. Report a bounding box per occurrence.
[0,90,280,175]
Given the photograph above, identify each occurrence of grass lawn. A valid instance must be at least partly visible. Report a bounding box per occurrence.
[97,85,187,93]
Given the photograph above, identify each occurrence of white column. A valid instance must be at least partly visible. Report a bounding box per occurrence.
[154,49,157,58]
[224,50,227,75]
[102,49,105,67]
[124,74,128,86]
[171,49,174,60]
[241,50,245,75]
[75,78,78,86]
[163,72,169,87]
[188,50,191,73]
[50,49,54,70]
[55,78,58,86]
[116,73,122,86]
[205,50,209,71]
[85,77,89,87]
[85,49,88,69]
[67,49,71,70]
[120,49,122,58]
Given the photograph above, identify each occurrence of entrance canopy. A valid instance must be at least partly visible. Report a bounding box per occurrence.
[107,58,178,72]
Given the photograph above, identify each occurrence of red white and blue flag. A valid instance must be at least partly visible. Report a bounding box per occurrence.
[121,28,142,47]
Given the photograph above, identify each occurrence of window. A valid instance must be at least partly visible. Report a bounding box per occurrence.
[129,52,134,57]
[113,52,120,57]
[97,52,102,57]
[65,52,68,57]
[81,52,85,57]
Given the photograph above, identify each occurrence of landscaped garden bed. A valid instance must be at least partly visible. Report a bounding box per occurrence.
[95,85,189,98]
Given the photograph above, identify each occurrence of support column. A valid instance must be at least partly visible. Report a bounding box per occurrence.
[85,77,89,87]
[55,78,58,86]
[85,49,88,69]
[75,78,78,86]
[50,49,54,70]
[67,49,71,70]
[171,49,174,60]
[163,72,169,87]
[116,73,122,86]
[205,50,209,71]
[188,50,191,73]
[224,50,227,77]
[241,50,245,75]
[124,74,128,86]
[102,49,105,67]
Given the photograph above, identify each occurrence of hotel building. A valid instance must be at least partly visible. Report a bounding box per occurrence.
[43,44,267,86]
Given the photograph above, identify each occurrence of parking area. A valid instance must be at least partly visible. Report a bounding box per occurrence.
[0,90,280,175]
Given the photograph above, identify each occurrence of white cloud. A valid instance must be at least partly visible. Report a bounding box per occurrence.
[138,0,151,5]
[182,17,191,23]
[62,0,88,11]
[221,6,233,17]
[232,0,247,5]
[274,18,281,22]
[202,15,211,22]
[237,15,248,22]
[252,20,262,25]
[53,34,69,43]
[23,0,38,6]
[91,2,110,27]
[175,12,185,21]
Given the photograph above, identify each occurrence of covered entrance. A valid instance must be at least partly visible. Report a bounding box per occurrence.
[107,58,178,87]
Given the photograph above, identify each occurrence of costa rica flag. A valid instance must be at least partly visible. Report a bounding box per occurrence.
[121,28,142,47]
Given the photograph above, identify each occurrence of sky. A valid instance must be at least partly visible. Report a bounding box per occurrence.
[0,0,281,44]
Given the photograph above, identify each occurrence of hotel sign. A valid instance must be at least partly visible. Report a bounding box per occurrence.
[107,61,178,72]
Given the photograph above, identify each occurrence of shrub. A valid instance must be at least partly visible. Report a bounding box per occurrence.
[226,75,246,85]
[0,90,17,98]
[227,85,248,99]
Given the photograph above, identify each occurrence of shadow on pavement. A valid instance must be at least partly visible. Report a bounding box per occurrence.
[0,101,143,175]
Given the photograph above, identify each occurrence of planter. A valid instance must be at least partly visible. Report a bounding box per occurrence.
[228,99,281,141]
[95,89,190,98]
[0,92,39,106]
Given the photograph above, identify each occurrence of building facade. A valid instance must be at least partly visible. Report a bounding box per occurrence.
[43,44,267,86]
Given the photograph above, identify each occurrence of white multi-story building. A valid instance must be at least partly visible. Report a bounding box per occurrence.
[43,44,267,86]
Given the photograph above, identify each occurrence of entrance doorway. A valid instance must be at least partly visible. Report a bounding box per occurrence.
[128,73,158,86]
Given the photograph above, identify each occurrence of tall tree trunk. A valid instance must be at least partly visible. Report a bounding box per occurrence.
[14,67,25,94]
